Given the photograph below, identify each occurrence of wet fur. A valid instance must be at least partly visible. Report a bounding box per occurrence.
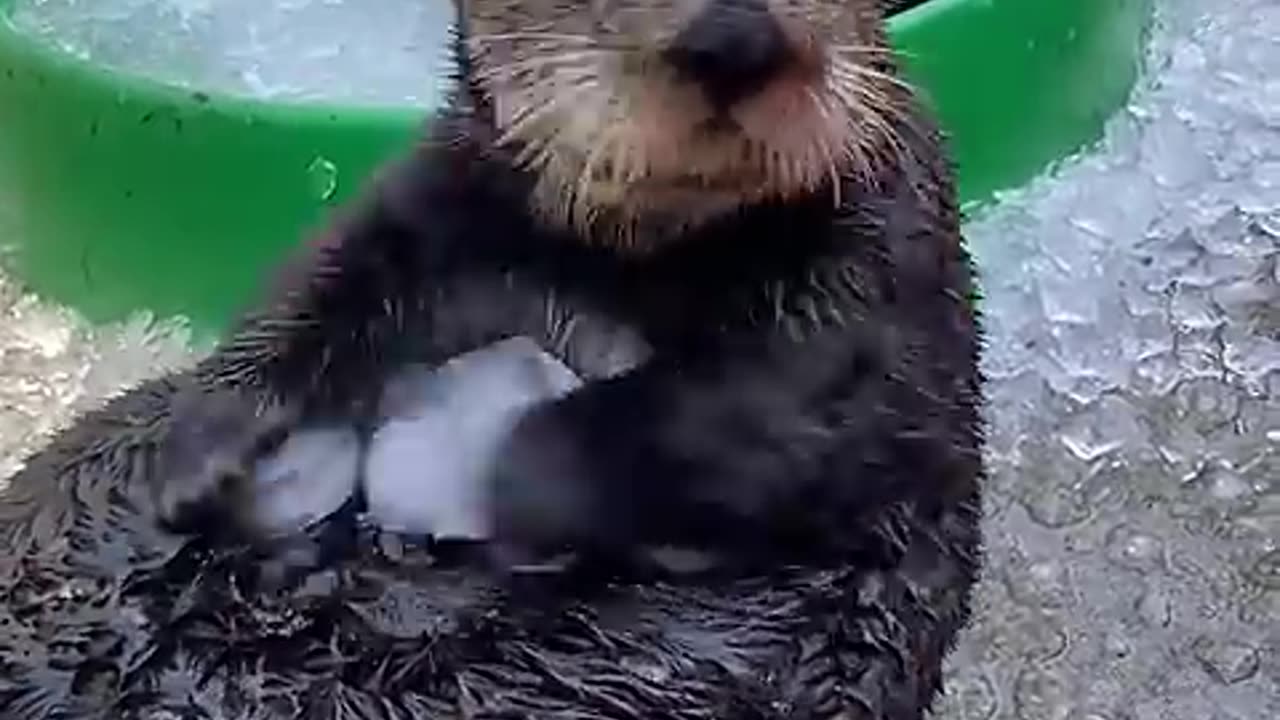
[0,374,981,719]
[1,0,984,717]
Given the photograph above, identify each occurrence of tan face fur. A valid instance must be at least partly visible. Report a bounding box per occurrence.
[459,0,911,246]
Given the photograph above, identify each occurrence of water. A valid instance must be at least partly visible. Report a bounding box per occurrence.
[0,0,1278,717]
[7,0,457,107]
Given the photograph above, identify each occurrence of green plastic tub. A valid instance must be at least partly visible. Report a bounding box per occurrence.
[0,0,1154,336]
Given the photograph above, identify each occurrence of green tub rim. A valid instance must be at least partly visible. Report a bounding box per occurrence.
[0,0,1154,336]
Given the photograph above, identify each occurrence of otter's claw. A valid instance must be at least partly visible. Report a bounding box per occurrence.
[152,385,299,536]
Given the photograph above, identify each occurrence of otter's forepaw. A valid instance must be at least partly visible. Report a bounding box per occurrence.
[152,385,300,536]
[486,409,604,571]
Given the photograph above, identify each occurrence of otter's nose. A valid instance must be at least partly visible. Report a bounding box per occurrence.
[663,0,792,109]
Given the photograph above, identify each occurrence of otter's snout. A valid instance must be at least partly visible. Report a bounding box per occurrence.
[663,0,792,109]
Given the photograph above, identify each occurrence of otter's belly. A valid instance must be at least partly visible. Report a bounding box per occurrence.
[242,336,584,539]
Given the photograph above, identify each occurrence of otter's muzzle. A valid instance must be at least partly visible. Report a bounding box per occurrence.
[662,0,792,110]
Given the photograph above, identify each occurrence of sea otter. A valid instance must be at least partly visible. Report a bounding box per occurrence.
[0,0,983,717]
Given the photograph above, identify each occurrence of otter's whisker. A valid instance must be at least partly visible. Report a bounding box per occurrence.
[829,43,914,61]
[768,147,791,194]
[497,77,596,149]
[525,87,613,178]
[468,32,598,46]
[574,132,613,216]
[511,122,564,167]
[828,57,916,94]
[502,66,597,100]
[501,81,594,129]
[513,133,561,169]
[819,81,870,172]
[804,87,844,207]
[855,98,913,172]
[826,74,909,180]
[608,134,633,184]
[474,51,605,81]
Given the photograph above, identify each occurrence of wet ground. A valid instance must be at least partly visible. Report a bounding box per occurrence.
[0,0,1276,717]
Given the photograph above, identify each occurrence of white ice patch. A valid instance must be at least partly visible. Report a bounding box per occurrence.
[248,424,361,536]
[363,336,583,539]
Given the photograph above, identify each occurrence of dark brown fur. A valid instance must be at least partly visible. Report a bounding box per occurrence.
[1,0,984,717]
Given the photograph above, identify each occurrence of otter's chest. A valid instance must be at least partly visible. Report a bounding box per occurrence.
[493,234,840,374]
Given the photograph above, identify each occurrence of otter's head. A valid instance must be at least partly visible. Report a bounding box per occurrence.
[457,0,912,246]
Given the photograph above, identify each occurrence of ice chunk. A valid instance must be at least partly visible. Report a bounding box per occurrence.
[363,337,583,539]
[8,0,457,107]
[247,424,361,536]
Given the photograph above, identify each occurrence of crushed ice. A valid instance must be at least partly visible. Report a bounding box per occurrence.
[0,0,1277,717]
[0,273,206,479]
[7,0,456,107]
[936,0,1278,717]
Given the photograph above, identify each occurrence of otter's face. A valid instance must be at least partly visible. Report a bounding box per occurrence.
[460,0,909,244]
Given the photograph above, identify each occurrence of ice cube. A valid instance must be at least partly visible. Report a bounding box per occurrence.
[362,337,583,540]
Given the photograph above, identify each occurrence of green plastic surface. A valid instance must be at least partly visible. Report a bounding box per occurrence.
[0,0,1153,336]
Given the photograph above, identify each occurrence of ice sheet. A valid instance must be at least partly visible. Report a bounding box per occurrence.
[8,0,456,107]
[0,0,1277,716]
